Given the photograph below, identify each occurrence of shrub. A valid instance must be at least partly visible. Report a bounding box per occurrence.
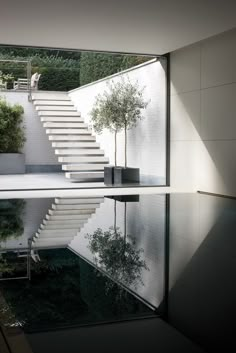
[80,52,151,86]
[0,99,25,153]
[0,199,25,241]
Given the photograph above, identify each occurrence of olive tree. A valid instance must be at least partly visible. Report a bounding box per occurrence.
[90,78,149,166]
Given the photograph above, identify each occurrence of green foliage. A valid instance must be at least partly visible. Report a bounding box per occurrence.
[86,227,149,289]
[38,67,80,91]
[0,199,25,241]
[0,71,14,83]
[0,51,81,91]
[80,52,151,86]
[0,98,25,153]
[91,78,148,133]
[90,78,149,165]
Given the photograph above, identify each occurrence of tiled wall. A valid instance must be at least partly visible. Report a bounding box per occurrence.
[170,28,236,196]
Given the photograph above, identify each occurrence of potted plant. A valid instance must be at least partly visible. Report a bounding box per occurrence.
[0,98,25,174]
[0,71,14,90]
[90,78,149,184]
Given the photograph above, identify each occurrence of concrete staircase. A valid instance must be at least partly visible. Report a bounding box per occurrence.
[31,197,104,249]
[32,92,109,181]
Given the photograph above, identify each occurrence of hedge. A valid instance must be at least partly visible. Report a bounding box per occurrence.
[0,99,25,153]
[0,52,80,91]
[79,52,151,86]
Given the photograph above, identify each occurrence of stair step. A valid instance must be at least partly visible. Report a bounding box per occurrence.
[58,156,108,163]
[34,100,72,106]
[62,164,106,171]
[46,129,92,135]
[55,197,103,204]
[32,93,70,101]
[40,223,82,230]
[52,204,99,210]
[45,214,90,220]
[55,149,104,155]
[43,122,87,128]
[42,219,87,225]
[41,117,84,122]
[48,209,93,216]
[52,142,99,148]
[49,135,96,141]
[59,156,108,163]
[39,111,81,116]
[66,172,104,180]
[36,105,77,111]
[32,244,68,249]
[33,238,74,244]
[36,230,77,236]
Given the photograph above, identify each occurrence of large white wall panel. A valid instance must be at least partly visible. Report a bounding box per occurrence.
[170,28,236,196]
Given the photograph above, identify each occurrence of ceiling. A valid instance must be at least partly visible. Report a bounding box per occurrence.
[0,0,235,54]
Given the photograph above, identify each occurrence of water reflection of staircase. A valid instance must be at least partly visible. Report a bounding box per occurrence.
[31,197,104,249]
[32,92,109,181]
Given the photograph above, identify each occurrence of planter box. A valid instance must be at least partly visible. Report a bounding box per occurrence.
[0,153,25,174]
[106,195,140,202]
[114,167,140,184]
[104,166,114,185]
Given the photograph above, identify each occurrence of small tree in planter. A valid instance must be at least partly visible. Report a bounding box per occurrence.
[0,98,25,174]
[0,71,14,90]
[90,78,149,184]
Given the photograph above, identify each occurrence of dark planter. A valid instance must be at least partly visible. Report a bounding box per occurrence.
[114,167,140,184]
[106,195,140,202]
[104,165,114,185]
[0,153,25,174]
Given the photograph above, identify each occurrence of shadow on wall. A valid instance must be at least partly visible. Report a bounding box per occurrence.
[168,193,236,353]
[170,28,236,196]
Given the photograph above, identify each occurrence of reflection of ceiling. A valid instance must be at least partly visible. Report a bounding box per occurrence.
[0,1,235,54]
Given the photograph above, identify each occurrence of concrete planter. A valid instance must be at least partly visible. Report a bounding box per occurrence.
[114,166,140,184]
[104,166,114,185]
[0,153,25,174]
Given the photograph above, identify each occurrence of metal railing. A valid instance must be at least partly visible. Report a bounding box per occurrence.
[0,59,32,101]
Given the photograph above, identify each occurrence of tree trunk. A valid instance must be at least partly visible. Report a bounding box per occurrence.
[114,130,117,166]
[114,199,117,231]
[124,201,127,243]
[124,124,127,167]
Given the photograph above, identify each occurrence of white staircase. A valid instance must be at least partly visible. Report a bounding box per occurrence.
[31,197,104,249]
[32,92,109,181]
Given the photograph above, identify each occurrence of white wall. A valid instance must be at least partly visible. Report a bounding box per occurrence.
[170,27,236,196]
[69,60,167,184]
[0,91,60,170]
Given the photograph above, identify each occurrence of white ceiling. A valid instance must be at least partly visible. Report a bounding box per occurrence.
[0,0,235,54]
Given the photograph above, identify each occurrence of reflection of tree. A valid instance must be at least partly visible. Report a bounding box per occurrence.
[86,227,149,289]
[0,199,25,242]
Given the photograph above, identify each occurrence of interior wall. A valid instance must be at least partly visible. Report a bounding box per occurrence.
[170,27,236,196]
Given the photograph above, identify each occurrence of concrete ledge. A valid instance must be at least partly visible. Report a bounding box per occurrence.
[0,153,25,174]
[25,165,61,173]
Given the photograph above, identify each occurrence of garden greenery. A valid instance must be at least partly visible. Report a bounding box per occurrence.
[0,199,25,242]
[0,98,25,153]
[86,227,148,289]
[90,78,149,166]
